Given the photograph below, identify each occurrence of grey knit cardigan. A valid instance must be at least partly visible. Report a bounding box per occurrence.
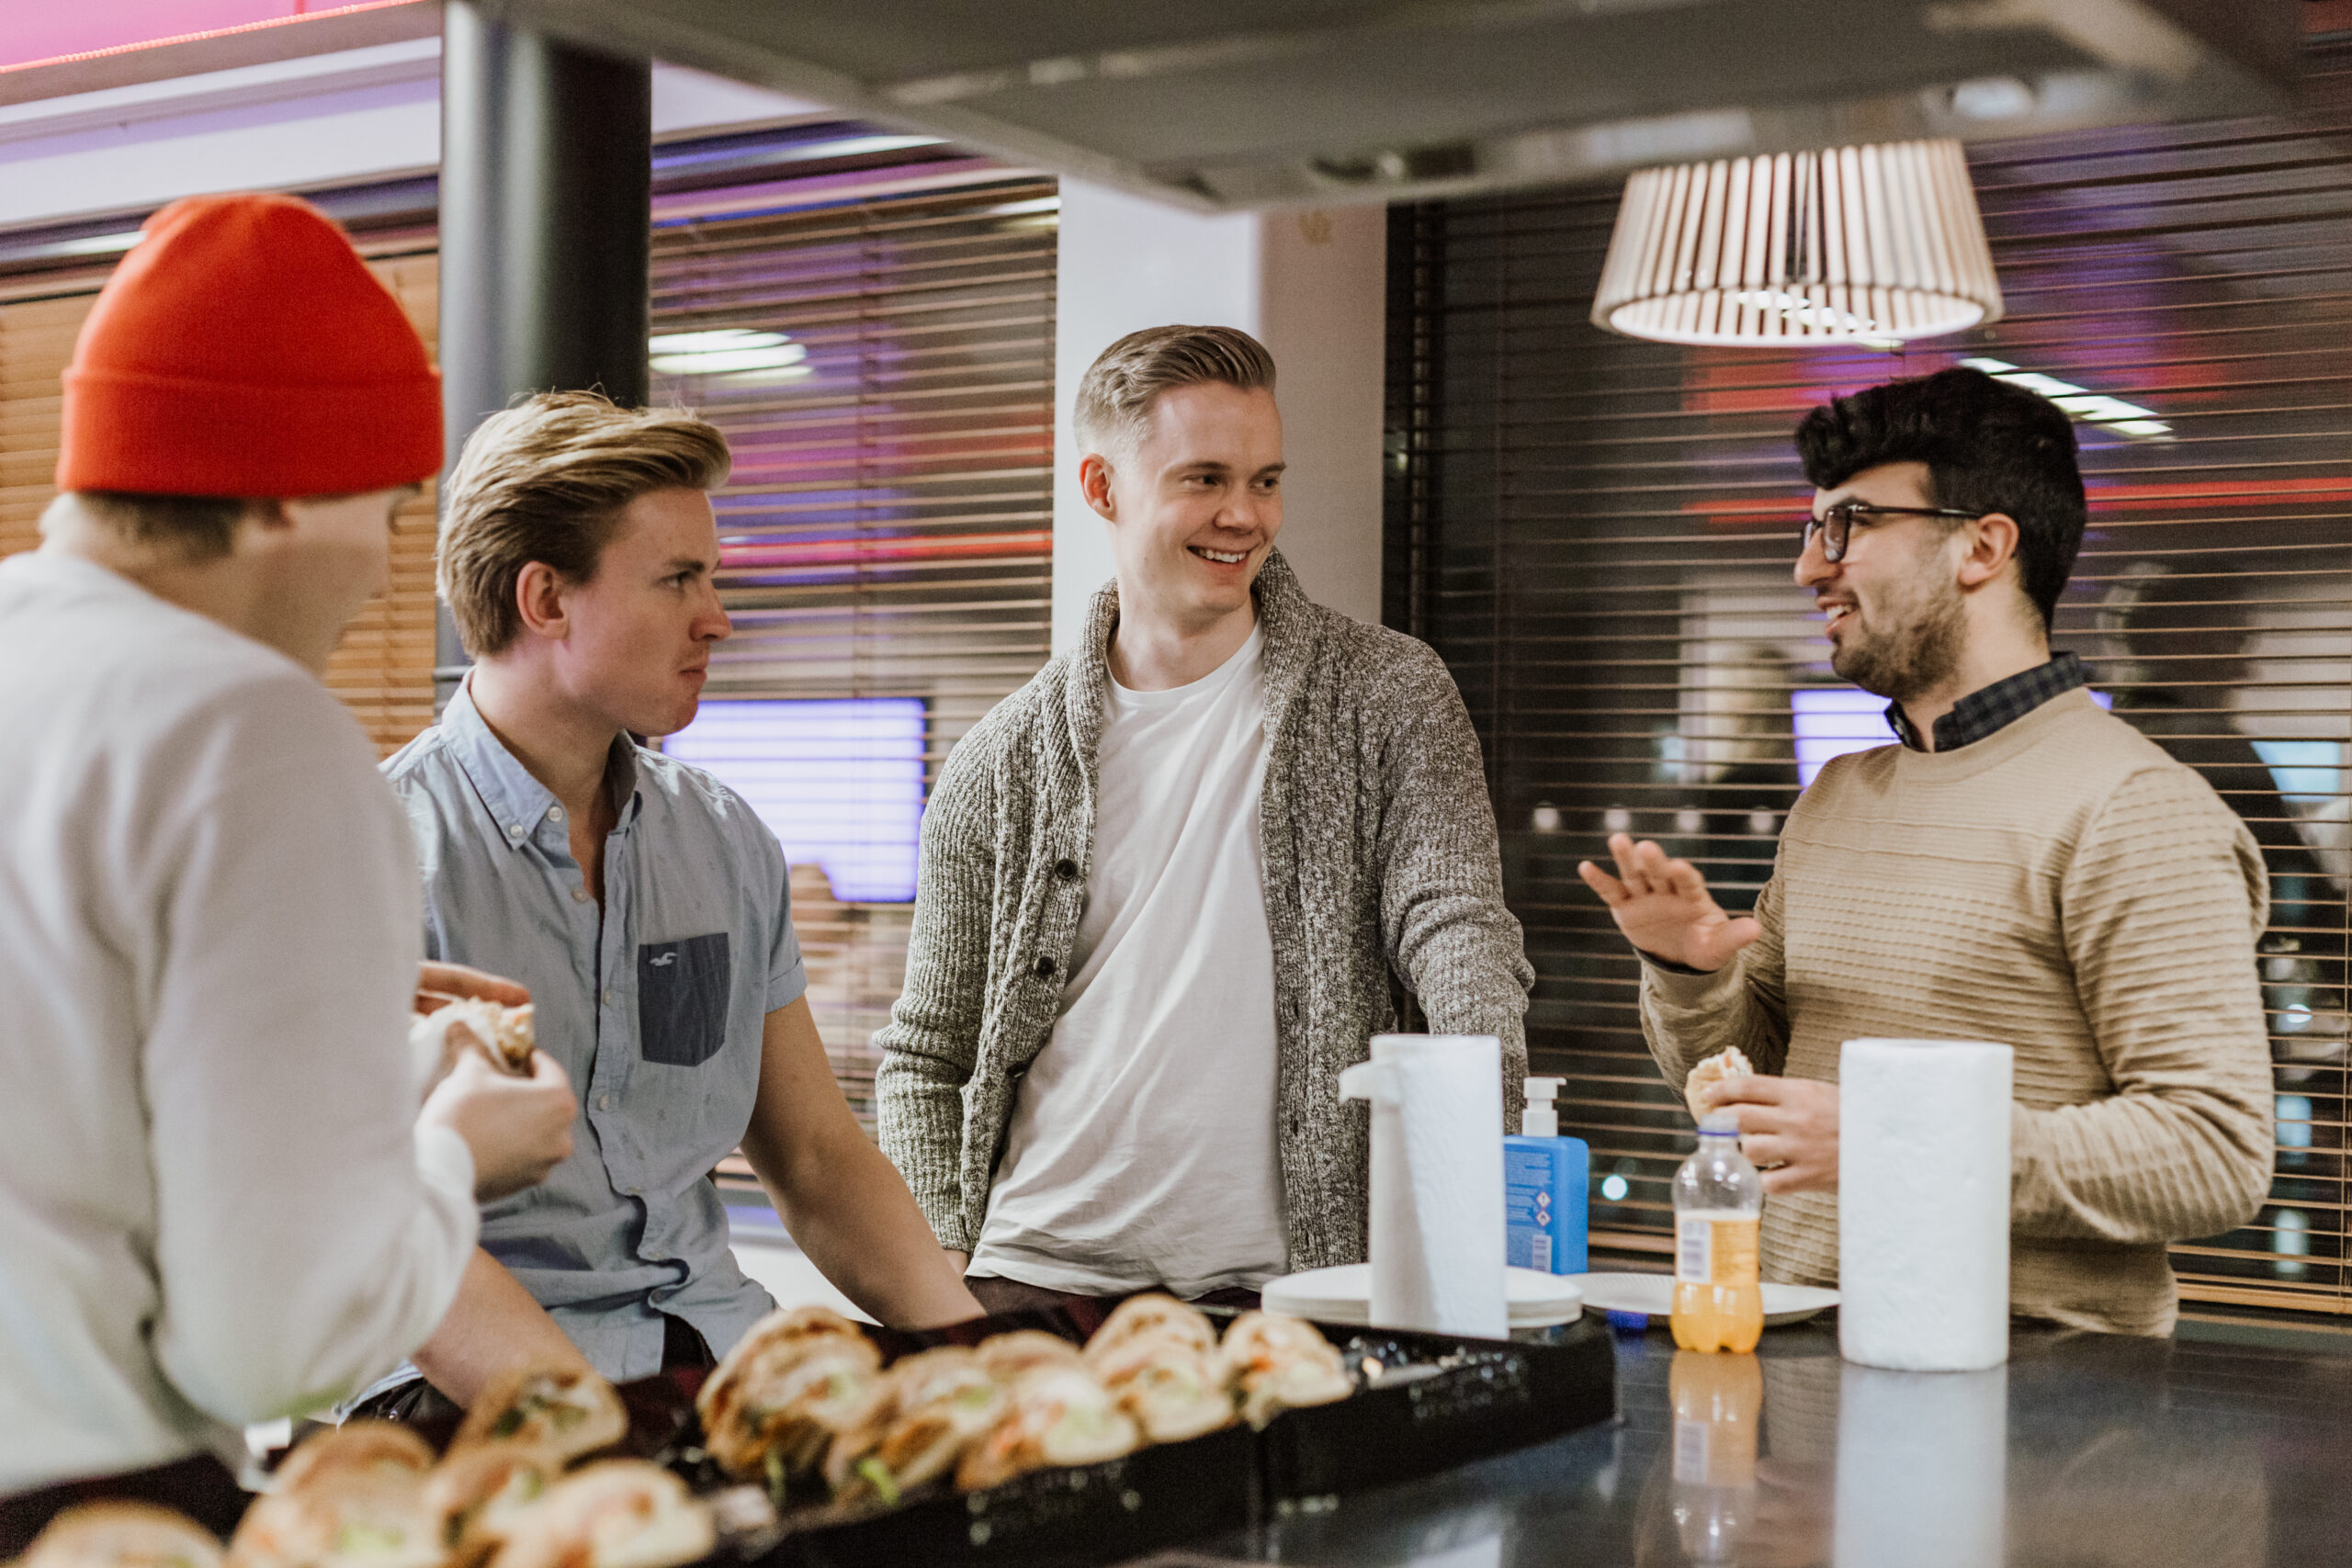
[873,551,1534,1272]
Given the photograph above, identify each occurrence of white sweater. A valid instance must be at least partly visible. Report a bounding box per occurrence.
[0,551,478,1492]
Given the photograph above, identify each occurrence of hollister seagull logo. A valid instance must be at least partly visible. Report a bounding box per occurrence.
[650,952,676,966]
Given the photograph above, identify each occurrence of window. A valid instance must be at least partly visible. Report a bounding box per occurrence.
[1386,47,2352,1317]
[659,697,928,904]
[650,160,1057,1118]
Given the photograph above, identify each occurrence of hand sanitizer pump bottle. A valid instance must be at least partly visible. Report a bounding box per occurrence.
[1505,1076,1589,1275]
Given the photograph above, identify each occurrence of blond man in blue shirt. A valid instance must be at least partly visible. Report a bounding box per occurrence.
[359,392,978,1416]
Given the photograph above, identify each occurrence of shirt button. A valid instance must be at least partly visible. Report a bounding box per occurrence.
[1034,954,1057,980]
[547,806,564,822]
[1054,858,1080,881]
[571,886,591,904]
[505,822,526,840]
[597,1094,612,1111]
[602,987,615,1006]
[626,1185,642,1197]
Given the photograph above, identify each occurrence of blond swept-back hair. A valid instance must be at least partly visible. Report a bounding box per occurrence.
[439,390,730,657]
[1072,324,1277,460]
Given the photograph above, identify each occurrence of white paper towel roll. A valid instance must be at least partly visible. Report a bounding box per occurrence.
[1838,1038,2013,1371]
[1338,1033,1507,1339]
[1834,1363,2008,1568]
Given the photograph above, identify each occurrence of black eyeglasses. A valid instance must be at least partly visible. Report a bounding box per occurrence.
[1801,501,1982,563]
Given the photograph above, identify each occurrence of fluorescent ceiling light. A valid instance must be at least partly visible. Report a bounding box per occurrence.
[1959,356,2171,440]
[649,328,810,380]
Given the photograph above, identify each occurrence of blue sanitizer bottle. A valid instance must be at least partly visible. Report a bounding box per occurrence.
[1505,1077,1589,1275]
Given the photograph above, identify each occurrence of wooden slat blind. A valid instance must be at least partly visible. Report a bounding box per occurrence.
[1386,46,2352,1314]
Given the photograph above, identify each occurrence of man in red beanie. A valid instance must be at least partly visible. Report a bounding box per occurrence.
[0,193,578,1540]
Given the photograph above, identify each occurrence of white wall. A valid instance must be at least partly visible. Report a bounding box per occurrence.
[0,38,827,230]
[1050,181,1388,652]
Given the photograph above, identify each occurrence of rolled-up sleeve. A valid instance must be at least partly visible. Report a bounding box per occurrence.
[753,826,808,1012]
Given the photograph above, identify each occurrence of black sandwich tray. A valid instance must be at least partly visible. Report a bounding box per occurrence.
[1259,1316,1617,1502]
[658,1304,1616,1568]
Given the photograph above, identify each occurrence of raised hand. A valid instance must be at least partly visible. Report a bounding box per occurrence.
[1576,832,1763,974]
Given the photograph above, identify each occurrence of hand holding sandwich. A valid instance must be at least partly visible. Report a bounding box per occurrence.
[423,1049,578,1201]
[412,960,576,1199]
[418,964,578,1213]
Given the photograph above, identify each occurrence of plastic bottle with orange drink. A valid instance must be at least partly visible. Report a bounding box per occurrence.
[1670,1108,1765,1353]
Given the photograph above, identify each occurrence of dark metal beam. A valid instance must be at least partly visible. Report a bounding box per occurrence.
[435,1,651,702]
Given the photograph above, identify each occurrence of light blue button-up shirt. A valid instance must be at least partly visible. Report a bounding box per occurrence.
[381,680,806,1380]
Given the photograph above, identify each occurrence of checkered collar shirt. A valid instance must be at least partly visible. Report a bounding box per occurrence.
[1885,650,2088,752]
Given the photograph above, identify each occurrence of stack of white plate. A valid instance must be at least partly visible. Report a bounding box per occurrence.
[1567,1272,1839,1326]
[1261,1263,1585,1329]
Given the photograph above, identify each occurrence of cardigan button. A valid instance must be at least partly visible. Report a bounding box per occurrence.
[1054,858,1080,881]
[1034,954,1057,980]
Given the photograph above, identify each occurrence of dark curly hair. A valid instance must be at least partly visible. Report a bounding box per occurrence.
[1794,366,2086,627]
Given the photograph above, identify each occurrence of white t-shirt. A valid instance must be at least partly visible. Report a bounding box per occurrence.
[970,625,1288,1298]
[0,551,479,1492]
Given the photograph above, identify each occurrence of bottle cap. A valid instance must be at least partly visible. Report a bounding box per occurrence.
[1521,1077,1564,1139]
[1698,1109,1740,1134]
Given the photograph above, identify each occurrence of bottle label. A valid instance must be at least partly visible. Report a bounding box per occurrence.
[1675,1213,1758,1286]
[1673,1416,1712,1481]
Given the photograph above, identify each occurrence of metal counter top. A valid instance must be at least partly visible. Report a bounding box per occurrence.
[1150,1322,2352,1567]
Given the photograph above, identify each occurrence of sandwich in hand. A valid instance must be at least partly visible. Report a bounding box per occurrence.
[954,1364,1140,1493]
[448,1366,628,1465]
[1218,1312,1353,1429]
[16,1503,224,1568]
[1682,1045,1755,1119]
[486,1461,714,1568]
[411,998,536,1085]
[821,1347,1006,1506]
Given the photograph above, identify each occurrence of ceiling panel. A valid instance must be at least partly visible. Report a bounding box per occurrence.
[499,0,2303,209]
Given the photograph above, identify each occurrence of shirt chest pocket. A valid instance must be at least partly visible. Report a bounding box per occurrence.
[638,932,730,1067]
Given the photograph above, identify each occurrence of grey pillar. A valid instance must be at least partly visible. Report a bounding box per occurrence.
[434,2,652,707]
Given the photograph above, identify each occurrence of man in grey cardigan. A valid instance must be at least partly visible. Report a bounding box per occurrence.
[876,325,1532,1312]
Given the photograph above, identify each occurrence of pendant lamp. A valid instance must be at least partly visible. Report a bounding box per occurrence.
[1591,139,2002,347]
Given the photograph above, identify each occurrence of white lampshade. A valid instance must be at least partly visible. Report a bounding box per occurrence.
[1592,139,2002,347]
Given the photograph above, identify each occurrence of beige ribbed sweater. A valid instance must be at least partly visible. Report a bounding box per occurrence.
[1642,689,2273,1336]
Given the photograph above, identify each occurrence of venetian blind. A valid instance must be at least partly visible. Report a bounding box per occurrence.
[1385,48,2352,1317]
[650,174,1057,1120]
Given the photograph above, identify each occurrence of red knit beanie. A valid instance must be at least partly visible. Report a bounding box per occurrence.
[56,192,442,498]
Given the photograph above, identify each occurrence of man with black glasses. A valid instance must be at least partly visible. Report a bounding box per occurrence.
[1578,365,2274,1337]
